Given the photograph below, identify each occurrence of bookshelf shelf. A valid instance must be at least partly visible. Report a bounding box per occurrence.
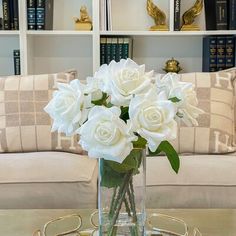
[0,31,20,36]
[27,30,94,36]
[0,0,235,77]
[100,30,236,37]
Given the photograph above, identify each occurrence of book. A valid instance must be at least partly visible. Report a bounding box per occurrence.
[100,37,107,65]
[2,0,10,30]
[9,0,14,29]
[217,36,226,71]
[27,0,36,30]
[106,37,112,64]
[0,0,3,30]
[116,37,124,62]
[107,0,112,31]
[0,18,2,30]
[12,0,18,30]
[100,0,105,31]
[45,0,53,30]
[225,36,235,68]
[228,0,236,29]
[216,0,228,30]
[13,49,20,75]
[36,0,45,30]
[204,0,217,30]
[202,36,217,72]
[122,37,133,59]
[174,0,181,31]
[111,37,117,61]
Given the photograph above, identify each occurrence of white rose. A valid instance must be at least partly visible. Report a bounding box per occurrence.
[44,79,92,136]
[84,76,103,101]
[95,59,153,106]
[78,106,137,163]
[156,73,204,126]
[129,89,177,152]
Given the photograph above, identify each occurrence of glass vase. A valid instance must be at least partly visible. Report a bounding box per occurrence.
[98,148,146,236]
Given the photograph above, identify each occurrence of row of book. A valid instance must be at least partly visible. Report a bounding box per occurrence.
[13,49,20,75]
[100,37,133,65]
[174,0,236,31]
[202,36,235,72]
[0,0,19,30]
[27,0,53,30]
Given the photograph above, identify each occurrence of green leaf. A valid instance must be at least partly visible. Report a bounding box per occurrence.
[108,149,143,174]
[120,106,129,122]
[106,102,113,108]
[152,141,180,174]
[169,97,181,103]
[133,136,147,149]
[100,159,124,188]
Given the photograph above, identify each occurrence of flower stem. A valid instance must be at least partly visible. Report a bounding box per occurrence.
[109,187,118,218]
[127,178,139,236]
[107,171,133,236]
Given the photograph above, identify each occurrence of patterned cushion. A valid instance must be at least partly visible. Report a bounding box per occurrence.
[0,71,84,154]
[163,69,236,154]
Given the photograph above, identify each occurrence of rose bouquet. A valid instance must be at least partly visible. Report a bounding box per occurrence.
[45,59,203,236]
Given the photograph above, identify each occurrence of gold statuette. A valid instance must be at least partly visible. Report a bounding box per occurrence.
[163,58,182,73]
[181,0,203,31]
[147,0,168,31]
[74,6,93,31]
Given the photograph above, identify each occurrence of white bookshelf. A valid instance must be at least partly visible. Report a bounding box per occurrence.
[0,0,235,78]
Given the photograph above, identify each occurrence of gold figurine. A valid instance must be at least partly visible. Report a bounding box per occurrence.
[181,0,203,31]
[74,6,93,31]
[163,58,182,73]
[147,0,168,31]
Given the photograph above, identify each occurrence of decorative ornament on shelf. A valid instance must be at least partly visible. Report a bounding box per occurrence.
[163,58,182,73]
[74,5,92,31]
[44,59,204,236]
[147,0,168,31]
[181,0,203,31]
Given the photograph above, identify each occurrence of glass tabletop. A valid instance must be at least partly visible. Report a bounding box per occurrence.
[0,209,235,236]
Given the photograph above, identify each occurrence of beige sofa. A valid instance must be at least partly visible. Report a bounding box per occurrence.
[0,152,235,209]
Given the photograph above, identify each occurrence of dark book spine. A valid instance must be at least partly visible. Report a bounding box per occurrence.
[226,36,235,68]
[9,0,14,29]
[45,0,53,30]
[216,0,228,30]
[174,0,181,31]
[204,0,217,30]
[228,0,236,29]
[122,38,130,59]
[27,0,36,30]
[12,0,18,30]
[202,36,217,72]
[36,0,45,30]
[2,0,10,30]
[100,37,106,65]
[111,37,117,61]
[0,18,3,30]
[217,36,226,71]
[106,37,112,64]
[116,37,123,62]
[13,49,20,75]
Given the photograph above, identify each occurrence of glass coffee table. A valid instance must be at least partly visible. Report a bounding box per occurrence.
[0,209,235,236]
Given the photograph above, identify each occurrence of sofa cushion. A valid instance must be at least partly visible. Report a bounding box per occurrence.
[0,71,84,154]
[146,155,236,208]
[0,152,98,208]
[158,69,236,154]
